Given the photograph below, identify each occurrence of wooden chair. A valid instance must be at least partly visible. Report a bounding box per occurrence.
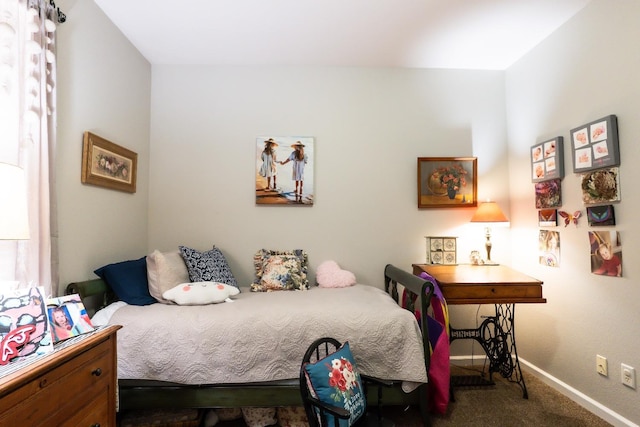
[299,337,395,427]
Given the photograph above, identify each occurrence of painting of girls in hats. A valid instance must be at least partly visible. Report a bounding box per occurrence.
[255,136,314,205]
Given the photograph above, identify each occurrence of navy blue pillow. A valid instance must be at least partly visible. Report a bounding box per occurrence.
[94,257,156,306]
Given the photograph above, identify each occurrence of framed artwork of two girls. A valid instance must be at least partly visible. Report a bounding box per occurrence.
[255,136,314,205]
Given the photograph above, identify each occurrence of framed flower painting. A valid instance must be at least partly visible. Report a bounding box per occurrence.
[417,157,477,209]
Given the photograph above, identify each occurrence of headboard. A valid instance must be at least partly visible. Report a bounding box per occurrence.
[383,263,434,369]
[65,278,116,317]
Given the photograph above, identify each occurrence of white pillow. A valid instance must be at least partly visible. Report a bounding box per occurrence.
[162,282,240,305]
[91,301,128,326]
[147,249,190,304]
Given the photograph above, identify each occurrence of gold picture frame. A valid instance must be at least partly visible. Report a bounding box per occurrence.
[417,157,477,208]
[81,132,137,193]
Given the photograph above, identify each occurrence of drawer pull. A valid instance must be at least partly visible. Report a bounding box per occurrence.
[91,424,100,427]
[92,368,102,377]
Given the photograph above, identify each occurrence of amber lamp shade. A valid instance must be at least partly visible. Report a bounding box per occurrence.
[470,201,509,264]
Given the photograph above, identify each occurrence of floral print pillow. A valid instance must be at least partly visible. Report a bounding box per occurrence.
[303,342,366,427]
[253,249,309,288]
[250,254,306,292]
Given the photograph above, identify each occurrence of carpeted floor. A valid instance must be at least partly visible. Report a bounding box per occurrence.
[378,365,613,426]
[119,365,613,427]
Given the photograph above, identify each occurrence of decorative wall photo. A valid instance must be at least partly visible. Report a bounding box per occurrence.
[570,115,620,173]
[539,230,560,267]
[534,178,561,209]
[255,136,314,205]
[417,157,477,208]
[538,209,557,227]
[587,205,616,226]
[81,132,138,193]
[589,231,622,277]
[531,137,564,183]
[581,167,620,205]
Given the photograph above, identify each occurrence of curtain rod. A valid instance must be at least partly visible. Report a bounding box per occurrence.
[48,0,66,23]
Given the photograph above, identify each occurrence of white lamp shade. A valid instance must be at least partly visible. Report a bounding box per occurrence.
[0,163,30,240]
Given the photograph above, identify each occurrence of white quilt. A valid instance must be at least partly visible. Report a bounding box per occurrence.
[108,284,428,387]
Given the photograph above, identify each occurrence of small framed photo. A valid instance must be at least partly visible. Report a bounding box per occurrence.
[417,157,477,209]
[535,178,562,209]
[531,137,563,183]
[538,209,558,227]
[570,115,620,173]
[586,205,616,226]
[81,132,137,193]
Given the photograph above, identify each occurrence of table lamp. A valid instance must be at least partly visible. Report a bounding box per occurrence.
[0,162,30,240]
[470,201,509,265]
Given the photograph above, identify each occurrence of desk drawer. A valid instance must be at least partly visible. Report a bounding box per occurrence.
[443,284,543,301]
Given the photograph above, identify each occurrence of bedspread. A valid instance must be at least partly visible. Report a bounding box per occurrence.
[109,284,427,386]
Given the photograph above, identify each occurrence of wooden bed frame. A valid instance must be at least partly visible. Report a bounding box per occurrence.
[66,264,434,423]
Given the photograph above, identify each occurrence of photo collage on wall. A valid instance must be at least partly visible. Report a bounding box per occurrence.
[533,114,622,276]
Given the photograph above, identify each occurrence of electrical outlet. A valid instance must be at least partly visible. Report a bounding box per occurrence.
[596,355,608,376]
[621,363,636,389]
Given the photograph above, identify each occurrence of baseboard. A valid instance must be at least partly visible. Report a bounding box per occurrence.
[450,355,638,427]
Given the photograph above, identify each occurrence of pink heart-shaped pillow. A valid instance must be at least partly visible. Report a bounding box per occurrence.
[316,260,356,288]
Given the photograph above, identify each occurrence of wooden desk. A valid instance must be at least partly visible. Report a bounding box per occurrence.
[413,264,545,399]
[412,264,546,305]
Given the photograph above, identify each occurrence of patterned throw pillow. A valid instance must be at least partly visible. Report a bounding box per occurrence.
[253,249,309,289]
[250,254,304,292]
[303,342,366,427]
[179,246,238,288]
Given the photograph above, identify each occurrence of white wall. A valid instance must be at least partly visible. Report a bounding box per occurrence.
[56,0,151,293]
[52,0,639,423]
[506,0,640,423]
[147,66,509,288]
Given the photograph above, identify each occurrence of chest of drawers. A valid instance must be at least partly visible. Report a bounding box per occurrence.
[0,325,120,427]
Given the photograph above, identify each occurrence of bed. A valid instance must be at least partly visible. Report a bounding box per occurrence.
[65,264,434,424]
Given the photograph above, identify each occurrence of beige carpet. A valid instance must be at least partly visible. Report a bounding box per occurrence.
[380,365,613,427]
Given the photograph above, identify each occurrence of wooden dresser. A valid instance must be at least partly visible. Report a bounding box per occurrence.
[0,325,120,427]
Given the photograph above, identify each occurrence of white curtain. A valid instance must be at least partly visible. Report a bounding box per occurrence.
[0,0,61,296]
